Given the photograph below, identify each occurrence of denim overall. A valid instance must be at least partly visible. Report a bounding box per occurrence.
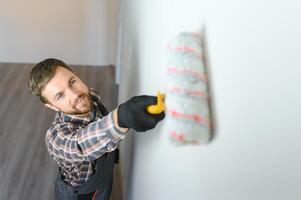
[54,96,119,200]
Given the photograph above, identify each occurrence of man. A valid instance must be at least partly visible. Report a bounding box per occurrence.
[28,58,165,200]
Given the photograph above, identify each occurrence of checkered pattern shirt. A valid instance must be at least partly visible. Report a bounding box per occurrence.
[45,89,127,187]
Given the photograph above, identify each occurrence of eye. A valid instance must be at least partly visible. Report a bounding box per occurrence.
[56,93,64,100]
[69,79,76,86]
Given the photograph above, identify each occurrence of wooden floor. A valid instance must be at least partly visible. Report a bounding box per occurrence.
[0,63,123,200]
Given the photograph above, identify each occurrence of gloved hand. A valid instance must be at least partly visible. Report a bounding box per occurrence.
[117,95,165,132]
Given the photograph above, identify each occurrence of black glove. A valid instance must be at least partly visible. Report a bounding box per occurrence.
[117,95,165,132]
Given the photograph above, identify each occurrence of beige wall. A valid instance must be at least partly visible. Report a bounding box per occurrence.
[0,0,117,65]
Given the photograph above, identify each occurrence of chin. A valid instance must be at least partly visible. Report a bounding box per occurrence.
[75,98,92,113]
[63,105,91,115]
[73,106,90,114]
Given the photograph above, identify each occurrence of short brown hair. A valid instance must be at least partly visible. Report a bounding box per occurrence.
[28,58,74,103]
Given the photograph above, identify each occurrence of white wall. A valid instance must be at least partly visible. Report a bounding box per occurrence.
[118,0,301,200]
[0,0,117,65]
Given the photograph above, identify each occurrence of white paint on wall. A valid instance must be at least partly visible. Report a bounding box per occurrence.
[118,0,301,200]
[0,0,117,65]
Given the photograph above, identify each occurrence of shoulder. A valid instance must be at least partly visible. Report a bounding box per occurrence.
[45,121,77,152]
[45,121,76,142]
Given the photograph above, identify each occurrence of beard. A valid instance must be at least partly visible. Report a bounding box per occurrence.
[64,93,93,115]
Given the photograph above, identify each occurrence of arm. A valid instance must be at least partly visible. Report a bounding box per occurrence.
[46,109,128,162]
[46,95,165,163]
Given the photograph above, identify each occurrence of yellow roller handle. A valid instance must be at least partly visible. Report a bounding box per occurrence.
[146,91,166,114]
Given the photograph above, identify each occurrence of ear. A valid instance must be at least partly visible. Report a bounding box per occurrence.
[44,103,59,112]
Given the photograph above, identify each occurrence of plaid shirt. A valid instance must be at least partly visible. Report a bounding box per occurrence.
[45,89,127,187]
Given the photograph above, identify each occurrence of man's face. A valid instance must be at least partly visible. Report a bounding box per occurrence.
[42,66,92,115]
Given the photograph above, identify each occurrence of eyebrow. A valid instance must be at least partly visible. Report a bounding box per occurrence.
[53,76,75,100]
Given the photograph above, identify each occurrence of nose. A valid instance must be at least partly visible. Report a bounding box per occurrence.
[67,88,80,105]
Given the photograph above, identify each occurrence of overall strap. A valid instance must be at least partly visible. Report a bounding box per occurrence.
[91,95,109,116]
[91,94,119,164]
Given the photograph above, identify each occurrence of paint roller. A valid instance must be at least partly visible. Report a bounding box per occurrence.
[165,32,212,145]
[146,32,212,145]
